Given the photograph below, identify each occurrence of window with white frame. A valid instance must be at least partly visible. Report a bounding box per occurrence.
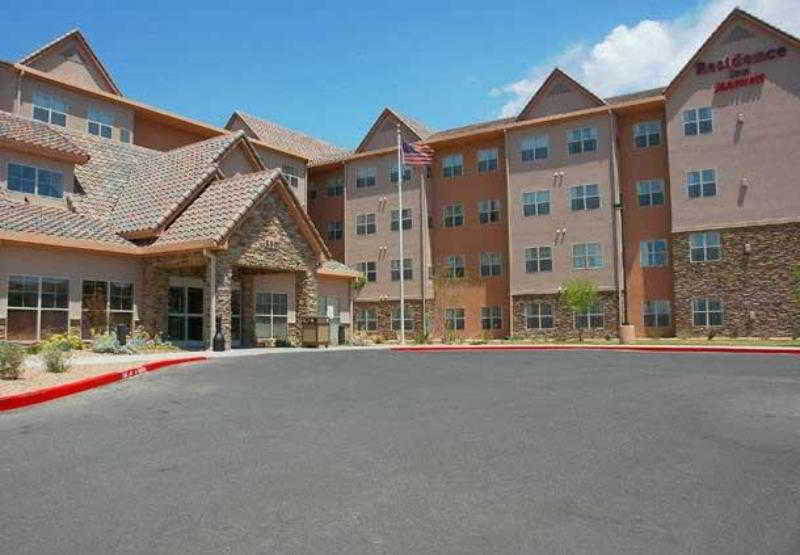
[327,221,342,240]
[32,91,67,126]
[282,165,300,187]
[634,121,661,148]
[81,280,134,339]
[391,258,413,281]
[643,300,671,328]
[391,208,412,231]
[683,107,713,136]
[567,127,597,154]
[479,199,500,223]
[477,148,498,172]
[120,129,131,143]
[480,252,502,277]
[356,213,376,235]
[390,164,411,183]
[689,231,721,262]
[692,299,723,327]
[446,255,465,278]
[481,306,502,329]
[573,243,603,269]
[356,261,377,282]
[574,303,604,329]
[525,247,552,273]
[327,175,344,196]
[443,204,464,227]
[445,308,465,330]
[392,306,414,331]
[442,154,463,178]
[88,107,113,139]
[522,134,549,161]
[570,184,600,211]
[356,307,377,331]
[356,166,376,188]
[255,292,289,340]
[640,239,668,267]
[8,163,64,199]
[525,302,554,329]
[687,169,716,198]
[523,190,550,216]
[6,275,69,341]
[637,179,665,206]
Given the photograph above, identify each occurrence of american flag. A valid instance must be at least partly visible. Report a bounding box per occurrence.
[401,141,434,166]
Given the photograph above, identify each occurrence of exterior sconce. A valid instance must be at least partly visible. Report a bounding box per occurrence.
[748,310,757,321]
[737,113,745,123]
[741,178,749,188]
[744,242,752,254]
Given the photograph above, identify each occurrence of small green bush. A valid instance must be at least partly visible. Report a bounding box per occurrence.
[40,343,71,373]
[0,342,26,380]
[41,332,83,352]
[92,333,135,355]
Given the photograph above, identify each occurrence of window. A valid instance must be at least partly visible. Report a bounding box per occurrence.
[640,239,668,267]
[88,107,113,139]
[255,292,289,340]
[8,163,64,199]
[522,134,549,161]
[573,243,603,269]
[481,306,502,330]
[692,299,723,327]
[327,176,344,196]
[687,169,716,198]
[81,280,134,339]
[356,261,377,282]
[637,179,665,206]
[643,300,671,328]
[390,208,412,231]
[683,107,713,136]
[575,303,604,329]
[392,306,414,331]
[445,308,465,330]
[568,127,597,154]
[525,247,552,273]
[390,164,411,183]
[120,129,130,143]
[32,91,66,126]
[443,204,464,227]
[480,252,502,277]
[442,154,463,178]
[391,258,413,281]
[167,286,203,342]
[446,255,465,278]
[523,191,550,216]
[356,167,376,188]
[356,213,376,235]
[570,184,600,211]
[525,303,554,330]
[477,148,498,172]
[689,231,721,262]
[634,121,661,148]
[282,165,300,187]
[7,275,68,341]
[327,221,342,241]
[478,200,500,224]
[356,308,377,331]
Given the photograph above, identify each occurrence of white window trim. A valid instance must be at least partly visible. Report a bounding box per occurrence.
[522,190,551,217]
[521,133,549,161]
[633,120,662,148]
[442,154,464,178]
[573,303,604,330]
[524,246,553,274]
[571,242,604,270]
[636,178,665,207]
[684,168,718,199]
[691,298,724,327]
[640,239,669,268]
[80,278,136,337]
[688,231,722,264]
[442,203,465,227]
[567,127,598,155]
[525,302,555,330]
[446,255,466,278]
[683,107,714,136]
[642,299,672,328]
[6,274,70,341]
[7,162,65,199]
[569,184,602,212]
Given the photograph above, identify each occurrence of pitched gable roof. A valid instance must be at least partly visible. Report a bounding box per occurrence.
[19,29,122,96]
[0,110,89,163]
[516,68,605,121]
[355,107,434,153]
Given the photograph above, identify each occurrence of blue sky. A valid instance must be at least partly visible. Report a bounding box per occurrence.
[1,0,796,149]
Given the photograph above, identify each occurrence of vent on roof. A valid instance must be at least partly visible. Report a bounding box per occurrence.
[722,25,756,44]
[548,82,571,96]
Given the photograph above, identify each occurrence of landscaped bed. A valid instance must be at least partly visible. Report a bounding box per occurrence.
[0,361,138,398]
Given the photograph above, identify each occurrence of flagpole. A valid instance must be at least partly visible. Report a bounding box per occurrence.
[396,125,406,344]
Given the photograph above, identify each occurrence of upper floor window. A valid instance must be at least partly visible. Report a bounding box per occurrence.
[391,258,413,281]
[523,191,550,216]
[634,121,661,148]
[683,107,713,136]
[525,246,552,273]
[521,134,549,161]
[637,179,664,206]
[8,163,63,199]
[443,204,464,227]
[480,252,502,277]
[390,164,411,183]
[570,184,600,211]
[480,306,502,330]
[442,154,463,178]
[356,213,376,235]
[525,302,554,329]
[88,107,113,139]
[391,208,412,231]
[282,165,300,187]
[687,169,716,198]
[446,255,465,278]
[477,148,498,172]
[355,261,377,282]
[478,199,501,223]
[356,167,376,188]
[327,176,344,196]
[689,231,721,262]
[32,91,66,127]
[327,221,342,241]
[567,127,597,154]
[640,239,668,267]
[573,243,603,269]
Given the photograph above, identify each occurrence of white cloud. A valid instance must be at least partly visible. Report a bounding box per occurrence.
[491,0,800,117]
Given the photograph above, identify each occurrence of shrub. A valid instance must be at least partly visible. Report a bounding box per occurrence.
[0,342,26,380]
[40,343,71,373]
[372,335,384,345]
[275,339,293,348]
[41,332,83,352]
[92,333,135,355]
[413,330,431,344]
[350,332,374,347]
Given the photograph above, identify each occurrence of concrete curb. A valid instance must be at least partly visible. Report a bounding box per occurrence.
[0,356,208,412]
[391,344,800,355]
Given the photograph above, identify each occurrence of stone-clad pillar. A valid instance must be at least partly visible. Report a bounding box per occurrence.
[240,273,256,347]
[141,261,169,338]
[206,255,233,350]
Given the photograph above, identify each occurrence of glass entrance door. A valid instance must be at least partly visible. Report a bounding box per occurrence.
[168,286,204,345]
[231,288,242,347]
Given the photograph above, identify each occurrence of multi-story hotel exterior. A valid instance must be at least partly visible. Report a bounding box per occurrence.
[1,8,798,347]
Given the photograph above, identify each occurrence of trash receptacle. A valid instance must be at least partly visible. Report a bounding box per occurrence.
[302,316,330,347]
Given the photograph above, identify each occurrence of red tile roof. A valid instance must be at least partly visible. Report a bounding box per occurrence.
[0,198,128,244]
[232,112,347,162]
[0,111,89,163]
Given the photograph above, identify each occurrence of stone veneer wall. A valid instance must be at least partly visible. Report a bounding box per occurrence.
[672,222,800,338]
[140,252,207,340]
[512,291,620,340]
[353,299,431,340]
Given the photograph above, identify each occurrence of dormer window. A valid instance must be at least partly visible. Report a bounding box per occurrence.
[88,107,113,139]
[282,165,300,187]
[32,91,67,127]
[8,163,64,199]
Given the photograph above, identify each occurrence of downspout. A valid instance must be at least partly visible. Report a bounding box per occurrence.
[16,67,25,114]
[608,109,627,329]
[502,129,514,337]
[203,248,216,350]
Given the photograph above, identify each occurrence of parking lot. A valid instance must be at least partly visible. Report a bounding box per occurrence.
[2,349,799,554]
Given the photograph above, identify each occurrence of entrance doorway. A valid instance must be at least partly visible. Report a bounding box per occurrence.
[168,285,204,347]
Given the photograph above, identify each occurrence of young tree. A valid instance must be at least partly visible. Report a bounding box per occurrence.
[561,278,598,342]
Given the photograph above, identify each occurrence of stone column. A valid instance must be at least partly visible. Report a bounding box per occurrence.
[294,270,318,345]
[206,255,234,350]
[240,273,256,347]
[141,261,169,338]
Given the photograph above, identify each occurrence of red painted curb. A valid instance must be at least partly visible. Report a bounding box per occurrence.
[392,345,800,355]
[0,356,208,412]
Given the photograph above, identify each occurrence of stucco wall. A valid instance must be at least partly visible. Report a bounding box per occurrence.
[218,142,258,177]
[358,113,420,152]
[318,277,352,324]
[133,114,208,151]
[518,79,601,120]
[0,148,75,208]
[307,167,346,262]
[25,36,118,94]
[250,143,308,208]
